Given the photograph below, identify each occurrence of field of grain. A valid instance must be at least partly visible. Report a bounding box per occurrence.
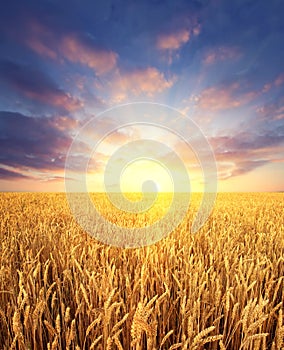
[0,192,283,350]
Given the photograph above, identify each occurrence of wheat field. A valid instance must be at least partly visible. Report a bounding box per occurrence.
[0,192,283,350]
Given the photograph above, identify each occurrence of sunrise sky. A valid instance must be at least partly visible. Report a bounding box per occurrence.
[0,0,283,192]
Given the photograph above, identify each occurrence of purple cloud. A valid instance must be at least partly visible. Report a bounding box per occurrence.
[0,60,83,112]
[0,112,72,174]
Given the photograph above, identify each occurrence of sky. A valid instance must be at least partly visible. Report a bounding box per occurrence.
[0,0,283,192]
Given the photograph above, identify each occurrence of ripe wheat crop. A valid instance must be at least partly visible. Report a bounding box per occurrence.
[0,192,283,349]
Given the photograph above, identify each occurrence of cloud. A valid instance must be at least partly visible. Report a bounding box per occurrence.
[209,127,284,179]
[0,111,74,174]
[262,73,284,93]
[110,67,175,102]
[0,111,129,181]
[216,159,270,180]
[230,160,269,177]
[203,46,242,65]
[0,167,30,180]
[195,73,284,114]
[60,35,117,75]
[26,21,58,60]
[275,73,284,86]
[197,82,258,111]
[156,28,193,64]
[0,60,83,112]
[157,29,190,51]
[25,21,117,75]
[212,128,284,154]
[256,96,284,121]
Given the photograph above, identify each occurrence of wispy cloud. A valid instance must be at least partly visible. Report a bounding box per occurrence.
[0,167,30,179]
[25,21,117,75]
[0,110,140,181]
[60,35,117,75]
[256,97,284,121]
[194,73,284,115]
[197,82,258,111]
[0,111,75,176]
[157,29,190,51]
[109,67,175,102]
[156,28,193,64]
[0,60,83,112]
[262,73,284,93]
[203,46,242,65]
[210,126,284,179]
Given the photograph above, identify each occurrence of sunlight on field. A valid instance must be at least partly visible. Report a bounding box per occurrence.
[0,193,283,349]
[90,192,175,228]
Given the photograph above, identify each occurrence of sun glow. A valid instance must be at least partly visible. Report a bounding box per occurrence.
[120,159,173,193]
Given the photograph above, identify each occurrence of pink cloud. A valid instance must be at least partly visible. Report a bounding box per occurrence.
[274,113,284,120]
[262,73,284,93]
[28,38,58,60]
[25,21,117,75]
[197,83,258,111]
[274,73,284,86]
[192,24,201,36]
[198,84,241,111]
[110,67,175,101]
[257,103,284,121]
[60,35,117,75]
[195,72,284,116]
[24,90,83,112]
[157,29,190,50]
[25,21,58,59]
[262,83,272,93]
[49,116,80,131]
[203,46,242,65]
[272,105,284,120]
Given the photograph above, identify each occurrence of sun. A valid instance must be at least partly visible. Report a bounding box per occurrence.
[120,159,173,193]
